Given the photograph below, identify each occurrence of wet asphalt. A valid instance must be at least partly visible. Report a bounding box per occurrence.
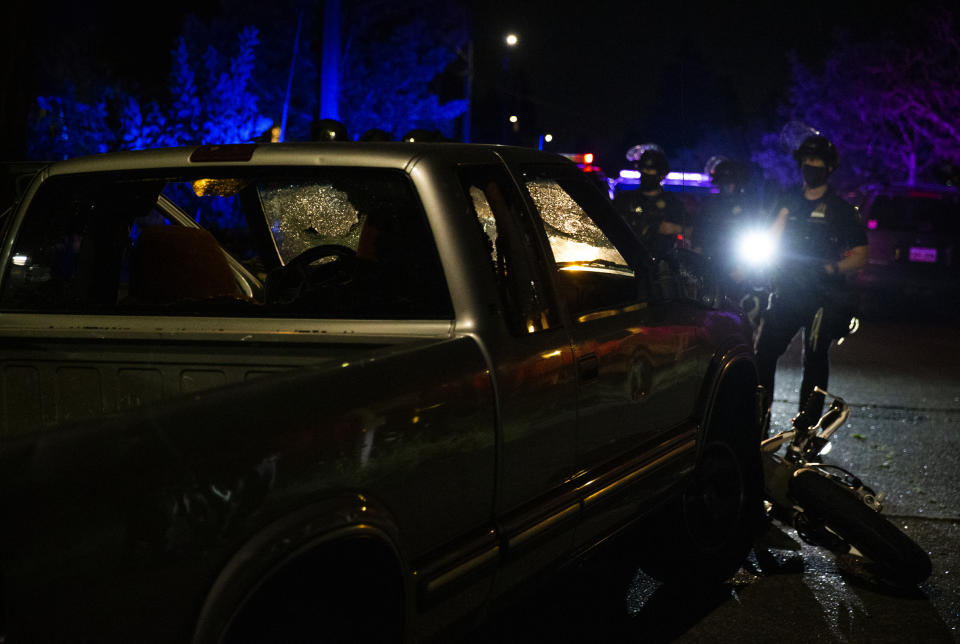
[462,313,960,643]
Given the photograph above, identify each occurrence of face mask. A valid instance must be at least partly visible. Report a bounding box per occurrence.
[640,173,662,191]
[802,164,830,188]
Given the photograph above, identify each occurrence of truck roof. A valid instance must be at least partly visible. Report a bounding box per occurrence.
[40,142,575,176]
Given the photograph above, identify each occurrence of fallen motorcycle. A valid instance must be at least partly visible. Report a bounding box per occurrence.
[760,387,932,585]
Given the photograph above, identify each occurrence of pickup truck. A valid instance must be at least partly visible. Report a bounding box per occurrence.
[0,142,761,643]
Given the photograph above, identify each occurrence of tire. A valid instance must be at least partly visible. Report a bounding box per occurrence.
[789,468,932,585]
[222,539,403,644]
[642,436,763,587]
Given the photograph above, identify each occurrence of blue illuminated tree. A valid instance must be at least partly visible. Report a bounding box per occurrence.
[339,1,468,139]
[29,91,115,159]
[26,0,469,158]
[29,25,271,157]
[177,1,319,142]
[120,26,270,149]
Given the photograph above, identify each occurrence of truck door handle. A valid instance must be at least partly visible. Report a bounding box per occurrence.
[578,353,599,380]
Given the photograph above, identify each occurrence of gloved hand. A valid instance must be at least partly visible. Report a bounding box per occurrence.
[817,262,842,285]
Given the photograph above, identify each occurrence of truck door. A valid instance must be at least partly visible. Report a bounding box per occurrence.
[456,165,579,589]
[513,164,703,545]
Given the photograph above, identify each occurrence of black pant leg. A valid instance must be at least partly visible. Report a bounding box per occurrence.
[755,298,805,413]
[799,305,835,418]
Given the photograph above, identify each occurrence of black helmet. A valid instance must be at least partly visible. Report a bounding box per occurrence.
[359,128,393,142]
[705,155,731,181]
[706,157,744,186]
[626,143,669,176]
[793,135,839,169]
[714,161,740,184]
[312,119,350,142]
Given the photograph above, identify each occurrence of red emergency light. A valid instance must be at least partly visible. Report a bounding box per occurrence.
[563,152,597,167]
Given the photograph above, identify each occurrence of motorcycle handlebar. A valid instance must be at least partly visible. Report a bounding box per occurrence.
[760,387,850,454]
[760,429,794,453]
[811,386,849,441]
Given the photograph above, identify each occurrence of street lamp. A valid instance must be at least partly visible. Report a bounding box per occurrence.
[501,33,521,143]
[462,30,520,143]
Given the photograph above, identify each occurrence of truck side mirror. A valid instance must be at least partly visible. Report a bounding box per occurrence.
[651,258,681,301]
[659,249,725,308]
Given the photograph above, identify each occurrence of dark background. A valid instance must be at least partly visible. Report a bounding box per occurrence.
[468,0,940,171]
[1,0,951,174]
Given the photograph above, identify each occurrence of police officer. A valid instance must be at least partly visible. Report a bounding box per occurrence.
[756,134,868,426]
[359,128,393,142]
[694,157,753,297]
[613,143,690,260]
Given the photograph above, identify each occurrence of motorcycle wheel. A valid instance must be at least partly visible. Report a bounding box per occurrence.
[789,468,932,585]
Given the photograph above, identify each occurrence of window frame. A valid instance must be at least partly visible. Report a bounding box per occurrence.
[456,163,560,335]
[0,167,453,321]
[513,162,655,324]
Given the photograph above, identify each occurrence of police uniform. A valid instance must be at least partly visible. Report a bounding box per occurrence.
[613,189,688,260]
[694,193,752,291]
[756,187,867,419]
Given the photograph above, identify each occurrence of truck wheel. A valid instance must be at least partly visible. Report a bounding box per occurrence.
[221,539,403,644]
[789,469,931,585]
[641,431,762,587]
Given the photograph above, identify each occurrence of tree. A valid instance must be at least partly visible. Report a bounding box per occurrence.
[855,14,960,185]
[751,9,960,189]
[25,0,470,158]
[29,25,271,157]
[28,91,116,160]
[338,0,468,139]
[216,2,320,142]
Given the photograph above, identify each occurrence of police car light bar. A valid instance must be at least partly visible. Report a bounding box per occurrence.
[666,171,710,184]
[618,170,713,187]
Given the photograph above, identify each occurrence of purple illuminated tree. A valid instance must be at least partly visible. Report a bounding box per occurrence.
[752,10,960,189]
[858,15,960,185]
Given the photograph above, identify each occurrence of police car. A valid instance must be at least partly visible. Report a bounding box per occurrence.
[855,182,960,317]
[612,167,716,220]
[559,152,611,197]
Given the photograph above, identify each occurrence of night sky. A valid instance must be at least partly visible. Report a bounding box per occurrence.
[2,0,950,170]
[470,0,942,172]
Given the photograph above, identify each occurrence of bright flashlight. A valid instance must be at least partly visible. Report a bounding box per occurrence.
[736,228,777,268]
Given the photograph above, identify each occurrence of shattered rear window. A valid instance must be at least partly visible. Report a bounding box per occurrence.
[261,182,363,262]
[2,168,452,319]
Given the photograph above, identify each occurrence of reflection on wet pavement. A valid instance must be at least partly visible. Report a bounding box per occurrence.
[461,517,956,643]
